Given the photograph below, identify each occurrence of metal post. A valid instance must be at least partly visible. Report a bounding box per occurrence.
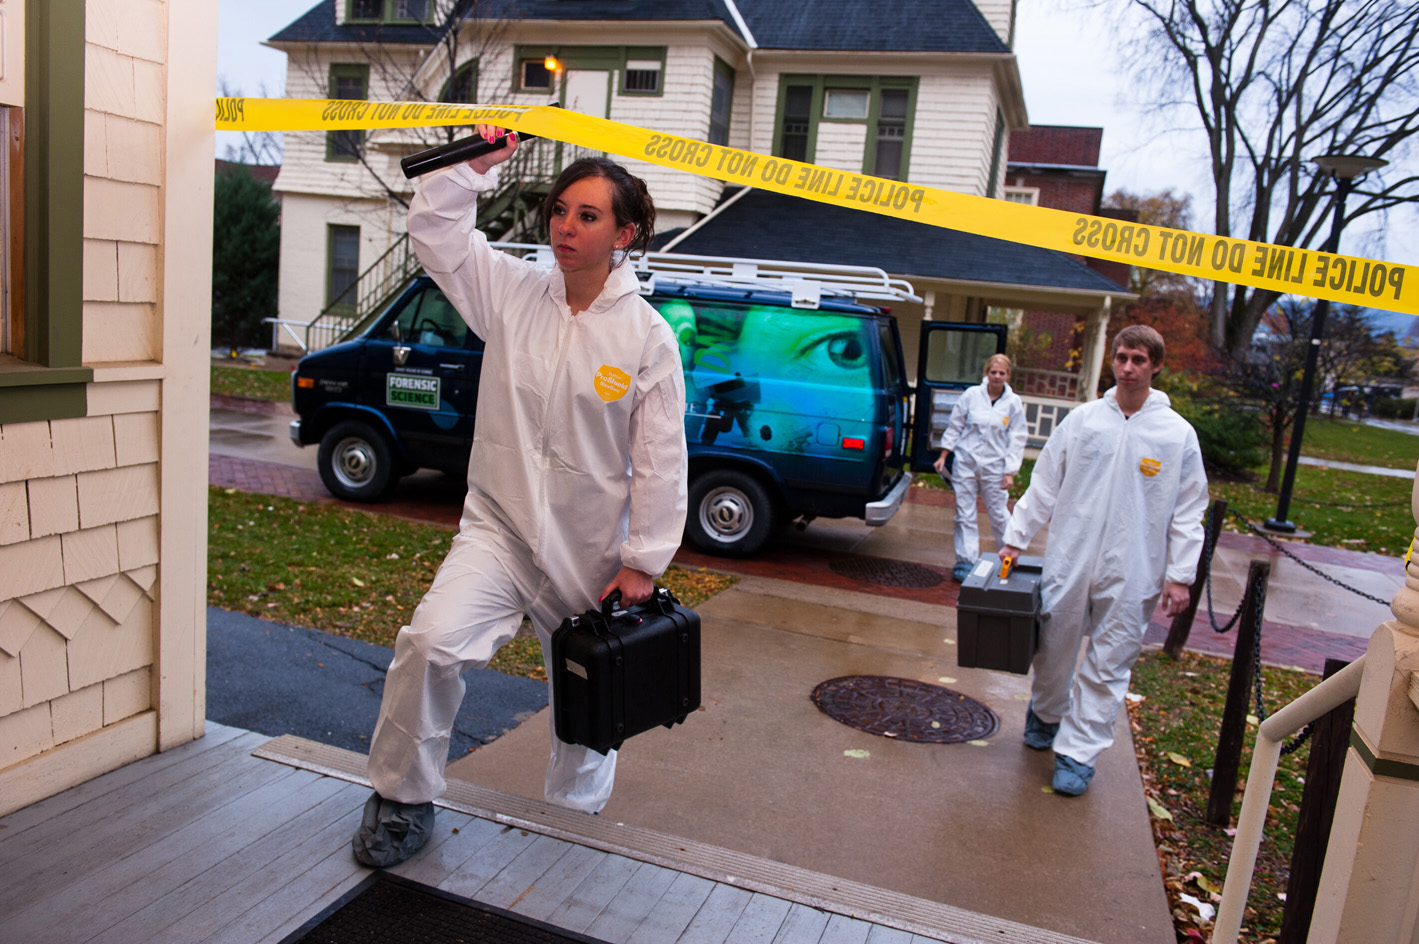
[1208,560,1269,827]
[1277,658,1355,944]
[1164,499,1227,658]
[1265,177,1351,533]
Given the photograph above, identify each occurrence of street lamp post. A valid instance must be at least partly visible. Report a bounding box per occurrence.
[1264,153,1387,534]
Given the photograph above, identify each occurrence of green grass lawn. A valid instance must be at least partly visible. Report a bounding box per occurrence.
[211,363,292,401]
[1295,416,1419,470]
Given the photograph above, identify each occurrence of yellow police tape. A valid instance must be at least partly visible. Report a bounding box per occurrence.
[216,98,1418,317]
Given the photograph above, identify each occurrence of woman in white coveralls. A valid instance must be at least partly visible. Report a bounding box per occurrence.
[353,128,689,867]
[934,353,1028,583]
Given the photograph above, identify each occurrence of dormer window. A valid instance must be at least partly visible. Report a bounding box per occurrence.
[347,0,432,22]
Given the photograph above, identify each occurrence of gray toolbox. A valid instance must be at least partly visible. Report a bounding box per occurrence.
[956,556,1044,674]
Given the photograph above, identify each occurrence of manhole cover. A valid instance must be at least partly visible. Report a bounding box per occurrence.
[827,557,944,588]
[811,676,998,743]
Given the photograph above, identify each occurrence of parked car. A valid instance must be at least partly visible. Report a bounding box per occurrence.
[289,248,1004,557]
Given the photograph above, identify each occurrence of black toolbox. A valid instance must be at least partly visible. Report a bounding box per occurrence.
[550,588,701,755]
[956,556,1044,674]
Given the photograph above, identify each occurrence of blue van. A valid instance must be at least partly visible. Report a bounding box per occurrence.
[289,250,1003,557]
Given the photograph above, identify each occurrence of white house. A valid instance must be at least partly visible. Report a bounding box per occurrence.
[266,0,1132,412]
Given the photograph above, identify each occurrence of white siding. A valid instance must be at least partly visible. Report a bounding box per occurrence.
[907,68,1000,194]
[813,123,868,174]
[974,0,1015,46]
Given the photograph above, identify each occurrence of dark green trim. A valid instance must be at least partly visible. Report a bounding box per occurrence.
[1351,728,1419,782]
[23,0,85,370]
[0,382,87,423]
[709,56,734,146]
[325,64,369,163]
[618,47,665,97]
[986,107,1005,199]
[774,74,917,178]
[325,223,361,311]
[440,60,478,104]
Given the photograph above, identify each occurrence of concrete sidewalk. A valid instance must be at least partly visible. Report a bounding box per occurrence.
[206,425,1411,944]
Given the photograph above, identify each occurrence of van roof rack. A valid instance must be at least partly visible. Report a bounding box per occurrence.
[488,242,921,310]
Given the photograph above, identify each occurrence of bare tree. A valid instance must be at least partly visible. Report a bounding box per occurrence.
[1119,0,1419,357]
[289,0,515,212]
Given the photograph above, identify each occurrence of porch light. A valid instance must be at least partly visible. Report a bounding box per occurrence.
[544,55,563,73]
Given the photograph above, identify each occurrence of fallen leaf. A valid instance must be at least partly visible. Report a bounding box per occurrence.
[1125,692,1145,703]
[843,749,870,758]
[967,739,990,747]
[1148,796,1174,821]
[943,638,956,646]
[1042,785,1055,794]
[937,676,957,684]
[1167,752,1192,768]
[930,721,941,729]
[1196,875,1221,896]
[352,577,366,587]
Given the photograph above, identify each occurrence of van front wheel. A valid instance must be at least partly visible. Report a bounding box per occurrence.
[686,470,775,558]
[317,420,398,502]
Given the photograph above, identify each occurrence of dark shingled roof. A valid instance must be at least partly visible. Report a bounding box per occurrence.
[658,188,1128,293]
[271,0,1009,53]
[737,0,1007,52]
[271,1,738,45]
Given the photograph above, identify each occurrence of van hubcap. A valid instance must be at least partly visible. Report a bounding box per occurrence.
[700,486,752,542]
[333,437,377,488]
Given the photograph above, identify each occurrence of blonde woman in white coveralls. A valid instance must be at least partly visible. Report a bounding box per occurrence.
[934,354,1028,583]
[353,129,689,867]
[999,325,1207,797]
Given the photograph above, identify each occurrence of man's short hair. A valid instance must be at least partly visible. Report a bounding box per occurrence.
[1112,324,1165,368]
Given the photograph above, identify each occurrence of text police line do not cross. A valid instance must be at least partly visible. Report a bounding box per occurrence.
[215,98,1417,316]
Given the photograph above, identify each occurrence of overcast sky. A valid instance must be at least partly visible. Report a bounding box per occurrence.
[216,0,1416,306]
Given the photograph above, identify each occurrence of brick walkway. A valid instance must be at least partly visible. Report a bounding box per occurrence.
[208,440,1392,676]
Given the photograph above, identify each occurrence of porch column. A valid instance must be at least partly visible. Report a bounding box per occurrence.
[1073,297,1111,402]
[1307,464,1419,942]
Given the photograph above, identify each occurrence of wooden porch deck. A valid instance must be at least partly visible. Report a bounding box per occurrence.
[0,723,1096,944]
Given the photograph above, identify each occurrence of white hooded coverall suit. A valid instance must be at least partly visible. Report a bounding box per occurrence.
[366,163,689,813]
[940,380,1027,566]
[1002,388,1207,767]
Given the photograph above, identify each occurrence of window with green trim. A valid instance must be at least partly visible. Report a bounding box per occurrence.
[326,65,369,163]
[709,58,734,146]
[346,0,433,23]
[0,0,92,424]
[442,61,477,103]
[327,225,361,312]
[775,75,917,180]
[619,47,665,96]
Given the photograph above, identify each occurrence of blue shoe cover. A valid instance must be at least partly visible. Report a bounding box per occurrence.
[352,791,435,867]
[1023,704,1059,750]
[952,562,973,582]
[1052,755,1095,796]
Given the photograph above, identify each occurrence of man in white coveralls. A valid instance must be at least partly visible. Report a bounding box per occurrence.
[998,324,1208,796]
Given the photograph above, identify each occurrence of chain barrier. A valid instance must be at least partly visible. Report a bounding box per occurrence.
[1231,509,1393,607]
[1234,563,1315,756]
[1201,519,1248,633]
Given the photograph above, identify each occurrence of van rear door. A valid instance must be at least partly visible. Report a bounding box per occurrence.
[909,322,1007,473]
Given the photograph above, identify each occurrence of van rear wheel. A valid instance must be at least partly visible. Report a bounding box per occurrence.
[686,470,775,558]
[317,420,398,502]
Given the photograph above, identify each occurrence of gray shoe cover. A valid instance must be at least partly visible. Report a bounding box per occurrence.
[352,791,436,867]
[1023,704,1059,750]
[1051,754,1095,796]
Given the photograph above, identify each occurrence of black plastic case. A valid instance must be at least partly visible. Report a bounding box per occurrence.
[551,588,701,755]
[956,556,1044,674]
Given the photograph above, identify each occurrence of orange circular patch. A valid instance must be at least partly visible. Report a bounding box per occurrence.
[593,365,632,402]
[1139,457,1162,477]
